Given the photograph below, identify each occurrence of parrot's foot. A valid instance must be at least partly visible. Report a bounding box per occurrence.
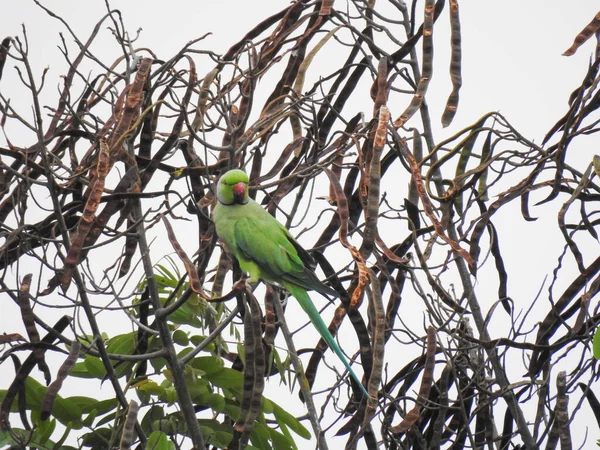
[279,291,289,308]
[272,285,289,307]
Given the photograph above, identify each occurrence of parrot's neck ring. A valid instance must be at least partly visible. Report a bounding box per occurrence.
[217,198,249,206]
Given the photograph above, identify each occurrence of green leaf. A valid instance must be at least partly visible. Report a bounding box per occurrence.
[82,409,97,427]
[223,402,241,421]
[113,361,134,379]
[250,423,273,450]
[0,428,28,447]
[237,343,246,365]
[96,410,118,428]
[190,335,207,346]
[187,381,210,404]
[252,422,272,439]
[147,431,175,450]
[155,262,179,285]
[178,347,195,362]
[23,378,82,428]
[190,388,227,413]
[206,367,243,389]
[197,419,234,448]
[153,418,178,435]
[189,356,224,375]
[261,397,274,415]
[278,422,296,450]
[83,356,106,379]
[214,430,234,448]
[24,376,46,408]
[272,348,289,385]
[271,401,311,439]
[150,357,167,372]
[268,426,296,450]
[34,418,56,445]
[106,333,136,355]
[173,330,189,346]
[163,386,177,405]
[70,361,97,379]
[206,393,227,412]
[137,380,166,397]
[66,396,101,413]
[0,430,12,447]
[53,422,73,448]
[162,369,174,383]
[137,387,151,405]
[81,428,112,448]
[88,398,119,416]
[141,405,165,434]
[52,396,83,425]
[0,390,17,413]
[593,327,600,360]
[65,396,117,420]
[165,305,202,327]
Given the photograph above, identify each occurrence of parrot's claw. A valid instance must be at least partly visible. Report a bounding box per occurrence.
[277,288,289,307]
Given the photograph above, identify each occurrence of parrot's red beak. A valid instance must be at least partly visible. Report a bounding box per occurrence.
[232,182,247,204]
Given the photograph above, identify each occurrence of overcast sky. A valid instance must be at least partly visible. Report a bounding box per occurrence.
[2,1,600,448]
[3,1,599,137]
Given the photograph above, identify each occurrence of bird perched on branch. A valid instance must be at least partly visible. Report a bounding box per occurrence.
[212,169,370,400]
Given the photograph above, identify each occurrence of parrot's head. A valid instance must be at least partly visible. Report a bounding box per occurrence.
[216,169,249,205]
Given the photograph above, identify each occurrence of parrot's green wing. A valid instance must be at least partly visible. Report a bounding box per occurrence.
[233,202,338,297]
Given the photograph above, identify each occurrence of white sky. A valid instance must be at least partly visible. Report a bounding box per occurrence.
[2,1,600,449]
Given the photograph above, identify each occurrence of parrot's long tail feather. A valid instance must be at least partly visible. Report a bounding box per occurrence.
[283,282,371,400]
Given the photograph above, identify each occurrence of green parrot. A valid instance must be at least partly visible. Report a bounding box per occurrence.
[213,169,370,400]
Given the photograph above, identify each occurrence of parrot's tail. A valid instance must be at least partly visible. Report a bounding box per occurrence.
[283,282,371,400]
